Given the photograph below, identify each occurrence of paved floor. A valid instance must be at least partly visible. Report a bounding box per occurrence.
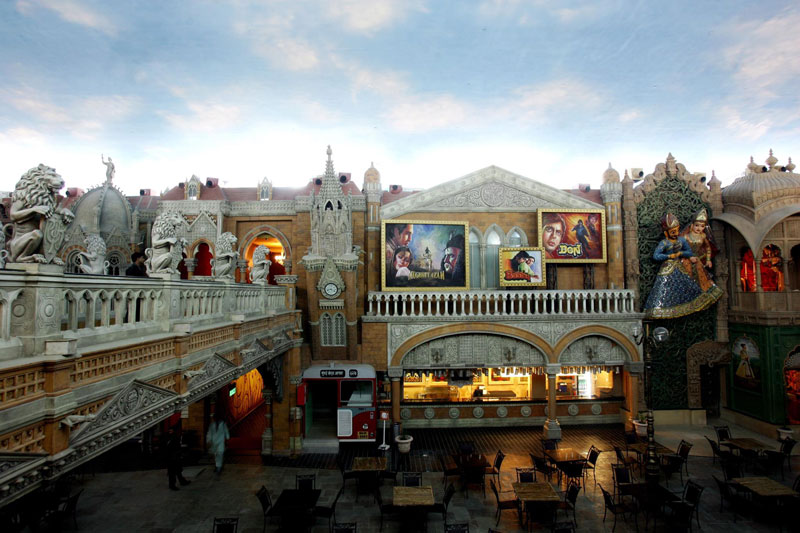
[15,423,800,532]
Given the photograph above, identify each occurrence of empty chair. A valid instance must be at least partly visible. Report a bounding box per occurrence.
[599,484,636,532]
[613,446,638,470]
[402,472,422,487]
[541,438,559,451]
[332,523,357,533]
[490,479,518,526]
[374,485,396,532]
[530,453,556,482]
[715,425,733,449]
[462,463,486,498]
[624,431,639,447]
[660,453,685,487]
[337,456,358,489]
[429,483,456,523]
[712,475,745,521]
[721,458,742,482]
[556,481,580,526]
[611,464,635,503]
[486,450,505,490]
[313,486,343,531]
[444,523,469,533]
[665,479,704,531]
[705,436,735,465]
[516,467,536,483]
[296,473,316,490]
[583,446,601,486]
[759,437,796,479]
[560,460,586,492]
[793,474,800,492]
[255,486,272,532]
[212,517,239,533]
[439,454,460,487]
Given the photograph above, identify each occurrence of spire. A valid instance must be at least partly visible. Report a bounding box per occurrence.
[320,145,343,198]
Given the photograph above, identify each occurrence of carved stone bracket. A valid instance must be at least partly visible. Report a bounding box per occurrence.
[263,354,284,402]
[686,340,731,409]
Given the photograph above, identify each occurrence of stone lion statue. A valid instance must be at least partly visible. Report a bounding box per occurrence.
[211,232,238,279]
[249,245,271,285]
[4,164,74,264]
[145,211,183,273]
[0,229,7,268]
[78,234,109,275]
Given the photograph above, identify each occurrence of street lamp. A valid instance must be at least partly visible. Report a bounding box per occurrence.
[632,323,670,485]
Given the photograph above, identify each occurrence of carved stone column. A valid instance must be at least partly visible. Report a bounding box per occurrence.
[183,258,197,280]
[261,389,273,456]
[388,367,403,429]
[707,174,729,342]
[544,364,561,440]
[621,171,640,301]
[237,259,249,284]
[625,361,644,425]
[275,274,298,310]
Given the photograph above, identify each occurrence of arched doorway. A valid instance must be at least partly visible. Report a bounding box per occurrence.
[244,234,285,284]
[194,242,213,276]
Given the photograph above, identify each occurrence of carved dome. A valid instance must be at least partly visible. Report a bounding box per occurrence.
[722,151,800,209]
[70,184,133,238]
[364,162,381,184]
[602,163,620,184]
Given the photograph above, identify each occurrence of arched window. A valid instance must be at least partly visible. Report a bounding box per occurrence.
[321,313,333,345]
[333,312,346,346]
[507,229,524,247]
[485,229,502,289]
[790,245,800,292]
[65,250,82,274]
[187,182,198,200]
[107,252,123,276]
[761,244,784,292]
[469,230,481,289]
[740,247,755,292]
[321,312,346,346]
[194,243,212,276]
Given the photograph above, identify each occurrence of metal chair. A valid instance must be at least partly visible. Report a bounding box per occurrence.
[374,485,396,532]
[296,473,316,490]
[599,484,636,533]
[583,446,601,486]
[43,489,83,531]
[458,440,476,455]
[490,479,518,526]
[659,453,685,487]
[429,482,456,523]
[541,438,559,451]
[439,454,460,487]
[760,437,796,479]
[721,458,742,482]
[665,479,704,532]
[792,473,800,492]
[705,435,735,464]
[712,475,745,522]
[556,481,580,526]
[313,486,343,531]
[611,464,635,504]
[212,517,239,533]
[530,453,556,482]
[485,450,505,490]
[714,425,733,450]
[613,446,638,471]
[255,486,272,532]
[402,472,422,487]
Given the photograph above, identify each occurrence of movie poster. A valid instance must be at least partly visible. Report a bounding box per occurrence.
[537,209,607,263]
[498,247,546,287]
[732,336,761,391]
[382,220,469,291]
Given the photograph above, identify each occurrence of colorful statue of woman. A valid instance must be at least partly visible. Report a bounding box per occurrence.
[679,208,718,290]
[643,213,723,319]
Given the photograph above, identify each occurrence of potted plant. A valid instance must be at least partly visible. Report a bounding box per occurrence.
[632,412,647,437]
[395,433,413,453]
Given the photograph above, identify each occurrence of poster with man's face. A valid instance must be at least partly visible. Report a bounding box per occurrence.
[499,247,546,287]
[537,209,607,263]
[382,220,469,291]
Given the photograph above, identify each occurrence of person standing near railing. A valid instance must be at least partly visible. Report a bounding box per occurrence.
[125,252,148,277]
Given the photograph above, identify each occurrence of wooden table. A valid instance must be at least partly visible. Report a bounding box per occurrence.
[544,448,585,466]
[731,477,797,498]
[628,442,673,456]
[724,438,774,452]
[393,486,435,507]
[351,457,387,472]
[456,453,490,469]
[513,482,560,503]
[269,488,321,530]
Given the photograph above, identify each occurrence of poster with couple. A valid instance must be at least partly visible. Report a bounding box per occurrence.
[499,247,546,287]
[537,208,607,263]
[382,220,470,291]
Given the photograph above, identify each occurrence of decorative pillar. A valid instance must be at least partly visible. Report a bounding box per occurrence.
[601,165,625,289]
[707,172,729,342]
[625,362,644,423]
[237,259,249,284]
[479,244,486,289]
[621,170,640,300]
[183,258,197,279]
[275,274,298,310]
[261,389,273,456]
[388,367,403,428]
[544,363,561,439]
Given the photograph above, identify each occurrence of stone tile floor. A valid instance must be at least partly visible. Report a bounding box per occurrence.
[24,423,800,532]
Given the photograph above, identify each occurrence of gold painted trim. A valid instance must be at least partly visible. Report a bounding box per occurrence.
[537,208,607,264]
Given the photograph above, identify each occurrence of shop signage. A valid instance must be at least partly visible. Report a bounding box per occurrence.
[320,369,346,378]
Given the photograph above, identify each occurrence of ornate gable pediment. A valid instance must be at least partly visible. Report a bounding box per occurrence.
[71,380,178,444]
[381,166,601,218]
[187,353,238,391]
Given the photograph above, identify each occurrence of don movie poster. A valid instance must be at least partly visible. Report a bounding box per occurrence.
[499,247,546,287]
[382,220,469,291]
[537,208,607,263]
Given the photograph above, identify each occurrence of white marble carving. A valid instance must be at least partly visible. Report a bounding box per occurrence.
[212,232,238,279]
[591,403,603,415]
[472,407,484,418]
[496,406,508,418]
[77,234,108,275]
[424,407,435,419]
[520,406,532,417]
[145,211,183,273]
[400,408,411,420]
[448,408,460,419]
[249,245,271,285]
[568,404,579,416]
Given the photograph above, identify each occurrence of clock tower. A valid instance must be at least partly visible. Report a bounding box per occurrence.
[302,146,359,360]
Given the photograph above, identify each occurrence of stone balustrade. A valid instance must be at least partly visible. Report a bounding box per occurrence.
[365,289,637,319]
[0,265,287,360]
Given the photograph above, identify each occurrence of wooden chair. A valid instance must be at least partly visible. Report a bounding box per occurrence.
[212,517,239,533]
[486,450,505,490]
[296,473,316,490]
[530,453,556,482]
[255,486,272,532]
[313,486,343,531]
[759,437,796,479]
[490,479,518,526]
[429,483,456,523]
[584,445,601,486]
[613,446,638,471]
[611,464,635,504]
[599,484,636,532]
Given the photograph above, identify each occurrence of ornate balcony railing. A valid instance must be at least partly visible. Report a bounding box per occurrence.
[365,289,637,320]
[0,267,288,360]
[728,289,800,324]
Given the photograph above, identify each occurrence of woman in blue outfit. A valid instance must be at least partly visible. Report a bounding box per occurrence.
[644,213,722,319]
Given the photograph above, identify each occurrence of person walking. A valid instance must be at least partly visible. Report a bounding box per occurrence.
[206,413,229,474]
[166,427,190,491]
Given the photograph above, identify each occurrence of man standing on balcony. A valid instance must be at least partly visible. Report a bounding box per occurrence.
[126,251,147,277]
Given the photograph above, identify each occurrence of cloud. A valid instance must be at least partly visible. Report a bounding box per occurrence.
[720,10,800,102]
[477,0,604,25]
[16,0,116,36]
[383,94,469,133]
[506,79,605,122]
[233,13,319,71]
[160,100,243,133]
[618,110,642,123]
[325,0,428,34]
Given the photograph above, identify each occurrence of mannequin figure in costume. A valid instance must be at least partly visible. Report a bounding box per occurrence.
[644,213,723,319]
[679,208,719,290]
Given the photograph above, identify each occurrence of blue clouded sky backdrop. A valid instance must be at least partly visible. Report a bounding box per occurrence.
[1,0,799,194]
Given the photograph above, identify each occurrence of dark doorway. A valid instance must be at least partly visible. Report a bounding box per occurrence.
[700,365,720,417]
[306,380,337,439]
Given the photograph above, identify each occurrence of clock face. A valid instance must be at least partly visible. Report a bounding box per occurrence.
[323,283,338,297]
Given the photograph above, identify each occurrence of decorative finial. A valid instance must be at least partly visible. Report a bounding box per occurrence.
[747,156,757,172]
[766,149,778,169]
[787,157,796,172]
[327,145,332,160]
